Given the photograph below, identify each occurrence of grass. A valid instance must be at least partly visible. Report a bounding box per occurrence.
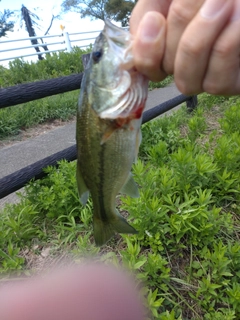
[1,93,240,319]
[0,90,79,139]
[149,75,174,90]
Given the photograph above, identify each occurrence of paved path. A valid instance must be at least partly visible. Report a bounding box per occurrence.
[0,83,181,209]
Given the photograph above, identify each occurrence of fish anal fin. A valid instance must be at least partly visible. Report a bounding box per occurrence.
[76,161,89,206]
[120,173,139,198]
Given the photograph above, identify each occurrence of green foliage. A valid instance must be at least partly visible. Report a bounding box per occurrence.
[0,90,79,138]
[187,108,207,141]
[105,0,135,26]
[219,104,240,135]
[0,8,14,38]
[196,93,230,109]
[0,47,90,87]
[139,106,188,160]
[61,0,135,26]
[1,95,240,318]
[0,161,93,273]
[149,76,174,91]
[123,98,240,317]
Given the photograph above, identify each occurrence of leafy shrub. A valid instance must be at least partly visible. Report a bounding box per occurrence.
[219,104,240,135]
[0,47,91,87]
[149,75,174,90]
[0,91,79,138]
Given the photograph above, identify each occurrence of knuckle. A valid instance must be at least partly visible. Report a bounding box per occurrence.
[134,57,163,81]
[163,56,174,74]
[134,54,156,70]
[162,51,175,74]
[212,42,233,60]
[179,37,202,58]
[203,79,229,95]
[169,1,197,24]
[176,81,189,94]
[175,79,199,95]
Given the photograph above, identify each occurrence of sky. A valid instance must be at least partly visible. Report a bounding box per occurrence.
[0,0,105,66]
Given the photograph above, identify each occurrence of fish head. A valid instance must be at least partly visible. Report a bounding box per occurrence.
[89,20,132,89]
[86,20,149,124]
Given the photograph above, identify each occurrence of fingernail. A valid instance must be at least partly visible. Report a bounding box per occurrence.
[138,12,162,41]
[201,0,227,18]
[231,0,240,21]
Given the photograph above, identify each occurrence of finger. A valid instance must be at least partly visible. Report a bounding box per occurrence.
[203,1,240,95]
[174,0,235,95]
[132,11,167,81]
[0,264,145,320]
[163,0,204,74]
[130,0,171,35]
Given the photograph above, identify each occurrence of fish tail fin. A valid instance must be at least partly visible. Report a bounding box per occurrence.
[93,210,137,246]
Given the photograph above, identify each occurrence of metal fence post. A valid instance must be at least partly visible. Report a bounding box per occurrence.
[186,95,198,112]
[63,31,72,52]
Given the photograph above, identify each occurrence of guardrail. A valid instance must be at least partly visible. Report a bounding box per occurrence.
[0,30,101,62]
[0,53,198,198]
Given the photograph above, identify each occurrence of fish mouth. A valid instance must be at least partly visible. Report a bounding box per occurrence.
[91,20,149,121]
[103,20,134,70]
[100,21,149,120]
[103,20,131,48]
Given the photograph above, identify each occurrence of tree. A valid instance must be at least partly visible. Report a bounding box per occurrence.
[0,8,14,38]
[105,0,136,26]
[62,0,111,21]
[20,5,44,60]
[61,0,136,26]
[20,5,59,60]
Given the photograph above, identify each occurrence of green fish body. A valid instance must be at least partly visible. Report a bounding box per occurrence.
[76,20,148,246]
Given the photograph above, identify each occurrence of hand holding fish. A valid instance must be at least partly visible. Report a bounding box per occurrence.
[130,0,240,95]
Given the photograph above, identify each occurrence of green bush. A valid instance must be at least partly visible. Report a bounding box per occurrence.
[0,91,79,138]
[149,75,174,90]
[0,47,91,87]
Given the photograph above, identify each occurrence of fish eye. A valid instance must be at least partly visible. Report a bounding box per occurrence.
[92,50,102,63]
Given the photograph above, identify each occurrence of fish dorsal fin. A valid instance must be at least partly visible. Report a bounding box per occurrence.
[120,173,139,198]
[81,53,91,70]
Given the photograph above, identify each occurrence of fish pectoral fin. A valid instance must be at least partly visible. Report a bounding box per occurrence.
[93,210,137,246]
[100,126,116,145]
[120,173,139,198]
[76,161,89,206]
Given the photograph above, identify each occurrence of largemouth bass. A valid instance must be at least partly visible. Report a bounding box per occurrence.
[76,20,148,246]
